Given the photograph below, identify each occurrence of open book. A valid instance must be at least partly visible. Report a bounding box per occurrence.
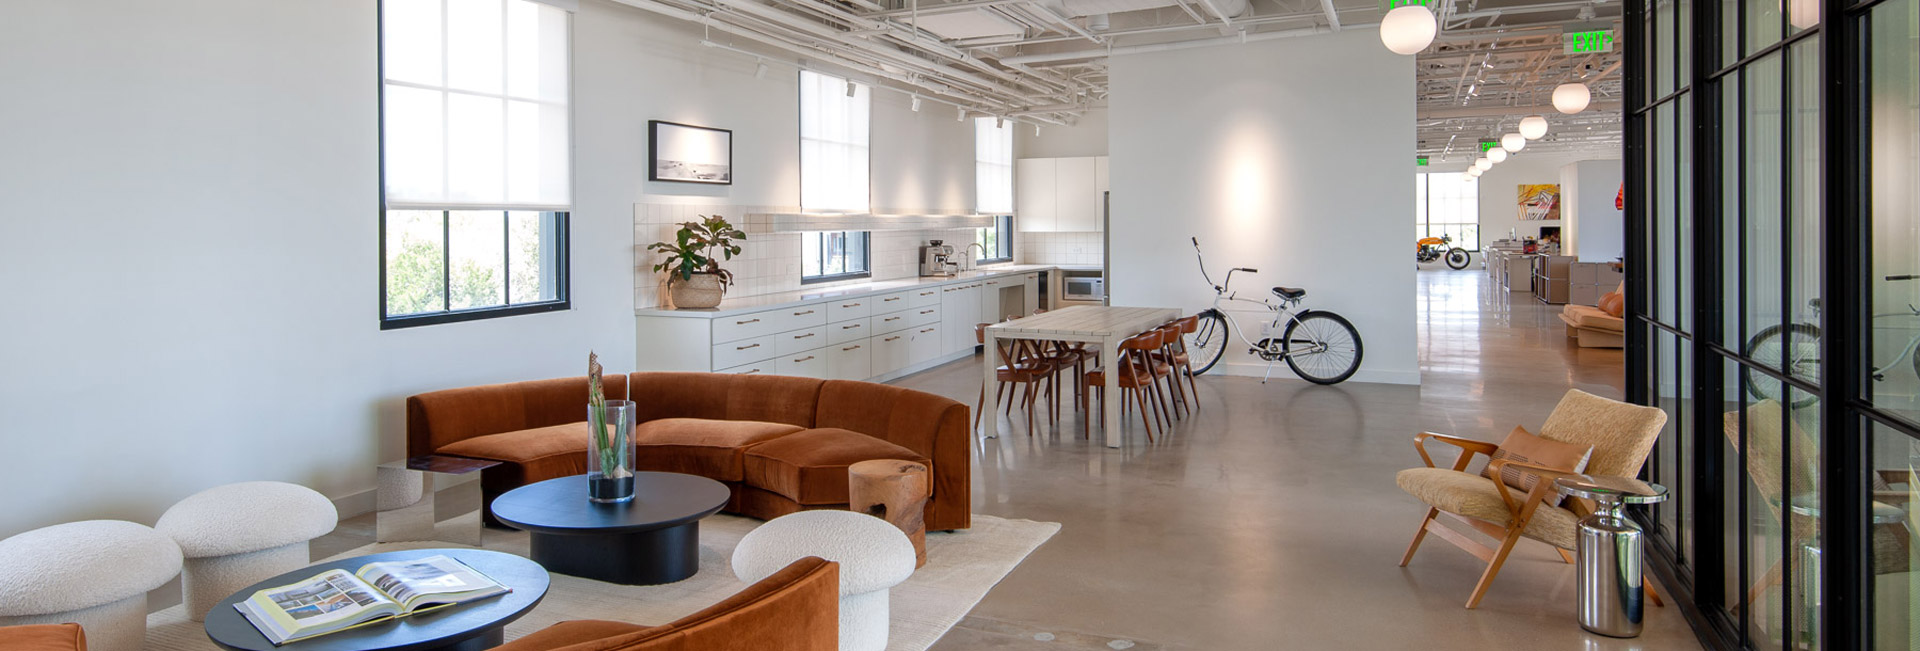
[234,555,510,645]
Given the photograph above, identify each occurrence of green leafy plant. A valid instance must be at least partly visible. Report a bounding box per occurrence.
[587,352,629,480]
[647,214,746,286]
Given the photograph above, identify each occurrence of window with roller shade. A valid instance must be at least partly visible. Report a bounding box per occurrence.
[974,118,1013,262]
[799,70,871,282]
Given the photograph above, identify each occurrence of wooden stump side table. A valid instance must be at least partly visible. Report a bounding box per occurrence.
[848,460,930,568]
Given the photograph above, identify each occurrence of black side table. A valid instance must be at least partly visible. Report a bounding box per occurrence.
[203,548,548,651]
[490,473,731,585]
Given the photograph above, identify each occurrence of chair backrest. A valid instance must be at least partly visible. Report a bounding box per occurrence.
[509,557,840,651]
[1721,399,1819,520]
[1536,389,1669,478]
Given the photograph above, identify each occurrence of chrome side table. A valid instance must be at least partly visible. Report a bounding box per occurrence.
[1555,474,1669,638]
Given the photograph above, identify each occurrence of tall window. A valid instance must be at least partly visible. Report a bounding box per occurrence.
[380,0,571,328]
[799,70,871,282]
[1414,172,1480,251]
[974,118,1013,262]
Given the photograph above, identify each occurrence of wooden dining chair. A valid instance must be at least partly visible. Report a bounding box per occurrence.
[975,323,1058,435]
[1082,332,1167,442]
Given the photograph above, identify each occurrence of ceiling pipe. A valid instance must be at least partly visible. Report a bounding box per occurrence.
[1193,0,1234,27]
[957,8,1323,48]
[1417,101,1623,119]
[1317,0,1341,31]
[864,0,1026,18]
[999,22,1349,64]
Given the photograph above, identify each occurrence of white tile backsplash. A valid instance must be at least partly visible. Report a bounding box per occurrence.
[1018,231,1104,266]
[634,201,991,309]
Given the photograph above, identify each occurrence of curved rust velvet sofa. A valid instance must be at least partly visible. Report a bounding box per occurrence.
[492,556,838,651]
[407,372,970,531]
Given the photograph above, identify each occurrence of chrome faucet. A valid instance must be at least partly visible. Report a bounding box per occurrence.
[962,242,987,271]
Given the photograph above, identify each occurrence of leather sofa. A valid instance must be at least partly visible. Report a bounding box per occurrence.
[1559,282,1626,348]
[492,556,838,651]
[0,624,86,651]
[407,372,970,531]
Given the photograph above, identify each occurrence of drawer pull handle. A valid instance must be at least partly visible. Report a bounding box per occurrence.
[920,310,934,315]
[795,310,815,316]
[884,297,901,302]
[793,332,816,339]
[741,369,761,375]
[843,302,861,308]
[920,328,935,333]
[920,291,934,296]
[884,316,901,322]
[884,336,902,342]
[737,318,761,325]
[842,345,862,351]
[736,343,761,351]
[793,356,816,363]
[842,323,862,329]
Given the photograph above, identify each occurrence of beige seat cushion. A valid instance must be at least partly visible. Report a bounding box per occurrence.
[1561,305,1625,332]
[1396,467,1581,549]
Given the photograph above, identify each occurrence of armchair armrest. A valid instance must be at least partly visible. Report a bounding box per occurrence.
[1413,431,1501,472]
[1486,459,1582,514]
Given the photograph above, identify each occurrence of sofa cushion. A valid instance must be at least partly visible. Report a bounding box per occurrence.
[0,624,87,651]
[744,429,930,505]
[437,422,588,480]
[633,418,806,481]
[628,372,823,429]
[1396,467,1581,549]
[1562,305,1625,332]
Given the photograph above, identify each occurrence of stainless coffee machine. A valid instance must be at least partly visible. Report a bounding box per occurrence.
[919,240,957,277]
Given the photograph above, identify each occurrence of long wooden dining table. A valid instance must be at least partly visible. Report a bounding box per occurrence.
[981,305,1182,448]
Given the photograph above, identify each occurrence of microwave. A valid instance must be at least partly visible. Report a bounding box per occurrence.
[1064,276,1104,300]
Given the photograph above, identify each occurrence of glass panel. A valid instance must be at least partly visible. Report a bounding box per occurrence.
[1746,55,1786,364]
[1784,387,1821,649]
[1679,0,1693,86]
[385,210,445,316]
[446,0,505,95]
[1724,356,1748,612]
[1658,101,1678,325]
[1656,332,1690,549]
[383,85,446,203]
[1723,0,1741,68]
[1746,0,1784,56]
[1658,0,1677,97]
[1737,370,1787,650]
[1788,38,1823,383]
[1725,74,1745,347]
[448,211,506,309]
[1868,0,1920,423]
[1870,421,1920,650]
[382,0,442,86]
[1786,0,1820,35]
[507,211,555,304]
[1680,95,1695,332]
[446,93,506,204]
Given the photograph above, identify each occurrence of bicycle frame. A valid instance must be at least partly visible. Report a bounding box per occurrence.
[1191,239,1321,380]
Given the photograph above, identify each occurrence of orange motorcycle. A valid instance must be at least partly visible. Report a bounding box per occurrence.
[1416,235,1472,270]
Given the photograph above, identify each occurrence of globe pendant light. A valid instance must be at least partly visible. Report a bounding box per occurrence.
[1501,133,1526,152]
[1785,0,1819,29]
[1487,147,1509,163]
[1553,83,1591,114]
[1467,167,1481,178]
[1475,157,1493,171]
[1519,115,1550,140]
[1380,5,1438,55]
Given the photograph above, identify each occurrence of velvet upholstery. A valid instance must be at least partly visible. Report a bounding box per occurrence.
[491,557,839,651]
[0,624,87,651]
[405,372,970,531]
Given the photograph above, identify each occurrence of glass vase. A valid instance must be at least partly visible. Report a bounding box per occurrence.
[586,399,636,503]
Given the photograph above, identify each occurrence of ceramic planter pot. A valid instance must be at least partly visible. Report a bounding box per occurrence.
[670,272,726,309]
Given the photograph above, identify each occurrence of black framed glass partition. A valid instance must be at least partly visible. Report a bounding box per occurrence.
[1627,0,1920,645]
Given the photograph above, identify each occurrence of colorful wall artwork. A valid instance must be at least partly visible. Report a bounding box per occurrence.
[1518,184,1561,221]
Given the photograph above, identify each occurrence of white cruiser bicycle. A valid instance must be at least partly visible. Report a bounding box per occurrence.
[1185,238,1365,384]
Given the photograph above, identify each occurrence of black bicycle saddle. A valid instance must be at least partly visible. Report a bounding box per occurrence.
[1271,286,1306,300]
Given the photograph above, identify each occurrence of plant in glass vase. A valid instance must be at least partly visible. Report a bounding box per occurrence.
[586,352,636,503]
[648,214,746,309]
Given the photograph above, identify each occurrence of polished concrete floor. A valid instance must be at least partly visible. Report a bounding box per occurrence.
[907,269,1702,650]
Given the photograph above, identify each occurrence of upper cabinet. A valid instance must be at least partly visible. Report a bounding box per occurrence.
[1017,156,1108,232]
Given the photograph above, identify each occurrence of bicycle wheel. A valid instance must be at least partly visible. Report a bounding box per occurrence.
[1445,248,1471,270]
[1744,323,1821,407]
[1281,311,1364,384]
[1186,311,1231,375]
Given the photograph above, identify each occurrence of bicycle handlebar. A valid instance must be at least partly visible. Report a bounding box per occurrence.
[1890,275,1918,281]
[1234,267,1259,273]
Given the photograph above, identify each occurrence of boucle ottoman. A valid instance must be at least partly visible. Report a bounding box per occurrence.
[155,481,338,622]
[0,521,183,651]
[732,511,915,651]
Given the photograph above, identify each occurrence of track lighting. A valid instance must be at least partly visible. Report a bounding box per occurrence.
[846,80,857,97]
[995,116,1004,128]
[910,95,921,111]
[957,106,966,122]
[1035,124,1042,136]
[755,61,768,79]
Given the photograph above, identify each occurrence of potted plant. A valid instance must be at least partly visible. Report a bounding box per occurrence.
[586,352,635,503]
[647,214,746,309]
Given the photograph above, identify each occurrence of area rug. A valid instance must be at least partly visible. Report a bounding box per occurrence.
[144,514,1059,651]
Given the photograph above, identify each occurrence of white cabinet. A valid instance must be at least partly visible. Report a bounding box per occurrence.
[872,330,912,377]
[1016,159,1056,232]
[909,324,942,365]
[827,340,871,380]
[1022,273,1040,315]
[942,282,983,354]
[777,348,828,378]
[1016,156,1108,233]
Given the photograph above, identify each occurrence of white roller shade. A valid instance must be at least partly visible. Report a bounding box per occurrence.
[800,70,870,212]
[974,117,1013,214]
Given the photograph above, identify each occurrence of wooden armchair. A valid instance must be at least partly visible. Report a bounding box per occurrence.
[1396,389,1668,608]
[492,557,838,651]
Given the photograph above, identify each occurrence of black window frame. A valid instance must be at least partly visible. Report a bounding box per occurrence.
[799,230,872,284]
[977,215,1014,264]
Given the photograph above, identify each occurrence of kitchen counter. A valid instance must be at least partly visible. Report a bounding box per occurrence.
[636,264,1063,318]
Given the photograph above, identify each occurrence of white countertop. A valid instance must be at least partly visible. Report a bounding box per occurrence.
[636,264,1065,318]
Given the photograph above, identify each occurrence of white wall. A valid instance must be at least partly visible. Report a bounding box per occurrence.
[0,0,985,537]
[1560,159,1625,261]
[1107,30,1418,384]
[1016,108,1109,159]
[1469,150,1620,244]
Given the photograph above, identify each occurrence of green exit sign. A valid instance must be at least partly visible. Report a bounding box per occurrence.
[1480,140,1499,153]
[1416,156,1429,166]
[1564,30,1614,54]
[1381,0,1434,9]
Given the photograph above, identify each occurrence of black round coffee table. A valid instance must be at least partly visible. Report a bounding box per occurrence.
[204,548,547,651]
[491,473,731,585]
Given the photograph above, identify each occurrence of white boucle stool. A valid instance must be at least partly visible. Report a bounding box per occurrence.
[732,511,916,651]
[0,520,183,651]
[155,481,338,622]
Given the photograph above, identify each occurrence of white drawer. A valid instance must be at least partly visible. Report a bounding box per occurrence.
[711,333,780,370]
[716,361,775,375]
[826,297,873,322]
[829,317,872,345]
[909,323,941,364]
[873,308,915,334]
[872,291,911,312]
[872,330,912,376]
[777,347,829,379]
[828,340,872,380]
[776,304,829,330]
[777,326,827,355]
[907,304,941,329]
[907,287,941,307]
[712,310,784,344]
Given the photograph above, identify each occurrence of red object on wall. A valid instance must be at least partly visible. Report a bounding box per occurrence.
[1616,183,1625,211]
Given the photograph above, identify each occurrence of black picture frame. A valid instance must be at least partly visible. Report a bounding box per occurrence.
[648,120,733,185]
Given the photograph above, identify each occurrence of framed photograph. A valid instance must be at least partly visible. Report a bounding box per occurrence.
[649,120,732,185]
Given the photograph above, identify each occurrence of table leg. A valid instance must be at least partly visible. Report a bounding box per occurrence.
[437,626,505,651]
[528,522,701,585]
[1102,337,1121,448]
[982,330,1000,439]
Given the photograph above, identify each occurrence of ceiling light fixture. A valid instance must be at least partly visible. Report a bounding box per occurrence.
[957,106,967,122]
[1487,147,1508,163]
[1475,157,1493,171]
[1552,83,1591,114]
[1519,115,1549,139]
[910,95,921,111]
[846,80,857,97]
[1786,0,1820,28]
[1501,133,1525,152]
[1379,5,1437,55]
[996,116,1005,128]
[755,61,768,79]
[1035,124,1042,136]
